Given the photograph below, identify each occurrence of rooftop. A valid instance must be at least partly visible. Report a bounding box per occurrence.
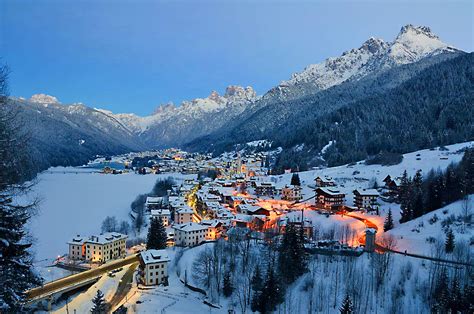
[140,249,171,265]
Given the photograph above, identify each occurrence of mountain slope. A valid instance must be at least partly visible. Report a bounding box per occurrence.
[100,85,258,148]
[8,96,143,175]
[266,52,473,171]
[184,25,465,160]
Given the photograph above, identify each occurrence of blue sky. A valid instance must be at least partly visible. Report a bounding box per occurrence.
[1,0,472,115]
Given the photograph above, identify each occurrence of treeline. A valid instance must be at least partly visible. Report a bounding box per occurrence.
[399,148,473,223]
[432,268,473,313]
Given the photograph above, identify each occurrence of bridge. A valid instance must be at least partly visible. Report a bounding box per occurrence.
[25,254,140,309]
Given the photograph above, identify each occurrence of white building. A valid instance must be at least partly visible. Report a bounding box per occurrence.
[172,222,208,247]
[138,249,171,286]
[150,209,171,226]
[353,189,379,211]
[145,196,163,210]
[68,232,127,263]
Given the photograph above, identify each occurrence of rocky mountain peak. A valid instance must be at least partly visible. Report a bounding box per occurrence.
[360,37,388,54]
[224,85,257,102]
[29,94,59,104]
[208,90,222,102]
[397,24,438,40]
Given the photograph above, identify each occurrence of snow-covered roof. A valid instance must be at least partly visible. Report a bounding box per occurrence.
[70,232,128,245]
[146,196,162,204]
[172,222,208,232]
[140,249,170,265]
[200,219,223,228]
[353,189,379,197]
[150,209,171,216]
[316,187,345,196]
[176,205,194,214]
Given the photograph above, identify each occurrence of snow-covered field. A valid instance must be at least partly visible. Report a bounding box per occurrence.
[27,170,194,263]
[386,195,473,255]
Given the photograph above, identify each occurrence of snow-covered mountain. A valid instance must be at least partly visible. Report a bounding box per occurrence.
[15,24,466,173]
[97,85,258,147]
[99,85,257,134]
[7,95,143,174]
[264,24,459,101]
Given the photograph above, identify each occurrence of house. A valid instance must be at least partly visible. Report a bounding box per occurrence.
[150,209,171,226]
[278,217,313,239]
[281,185,303,202]
[172,222,208,247]
[315,188,345,209]
[353,189,379,211]
[145,196,163,211]
[138,249,170,286]
[200,219,224,240]
[255,182,276,196]
[175,205,194,224]
[237,204,270,216]
[314,176,336,187]
[68,232,127,263]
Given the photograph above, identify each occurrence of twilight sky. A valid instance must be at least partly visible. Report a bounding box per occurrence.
[1,0,472,115]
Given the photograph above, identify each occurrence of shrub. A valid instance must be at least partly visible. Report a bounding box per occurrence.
[365,152,403,166]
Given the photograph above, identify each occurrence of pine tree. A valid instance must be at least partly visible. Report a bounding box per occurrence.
[250,265,263,312]
[147,217,167,250]
[278,223,307,285]
[433,268,449,312]
[339,293,354,314]
[222,271,233,297]
[291,173,301,186]
[399,170,413,223]
[0,65,42,311]
[412,170,424,218]
[448,278,462,313]
[91,290,107,314]
[383,208,394,231]
[258,266,283,313]
[445,228,455,253]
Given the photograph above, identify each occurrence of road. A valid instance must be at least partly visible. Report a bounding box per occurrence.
[346,212,473,267]
[26,254,140,301]
[108,262,139,311]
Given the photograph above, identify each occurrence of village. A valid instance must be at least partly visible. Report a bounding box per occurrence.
[25,142,473,313]
[63,149,396,285]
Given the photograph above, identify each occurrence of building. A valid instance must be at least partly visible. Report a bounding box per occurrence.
[353,189,379,211]
[68,232,127,263]
[145,196,164,211]
[278,217,313,240]
[150,209,171,226]
[200,219,224,240]
[172,222,208,247]
[364,228,377,252]
[315,188,345,209]
[255,182,276,196]
[281,185,303,201]
[138,249,170,286]
[175,205,194,224]
[314,176,336,187]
